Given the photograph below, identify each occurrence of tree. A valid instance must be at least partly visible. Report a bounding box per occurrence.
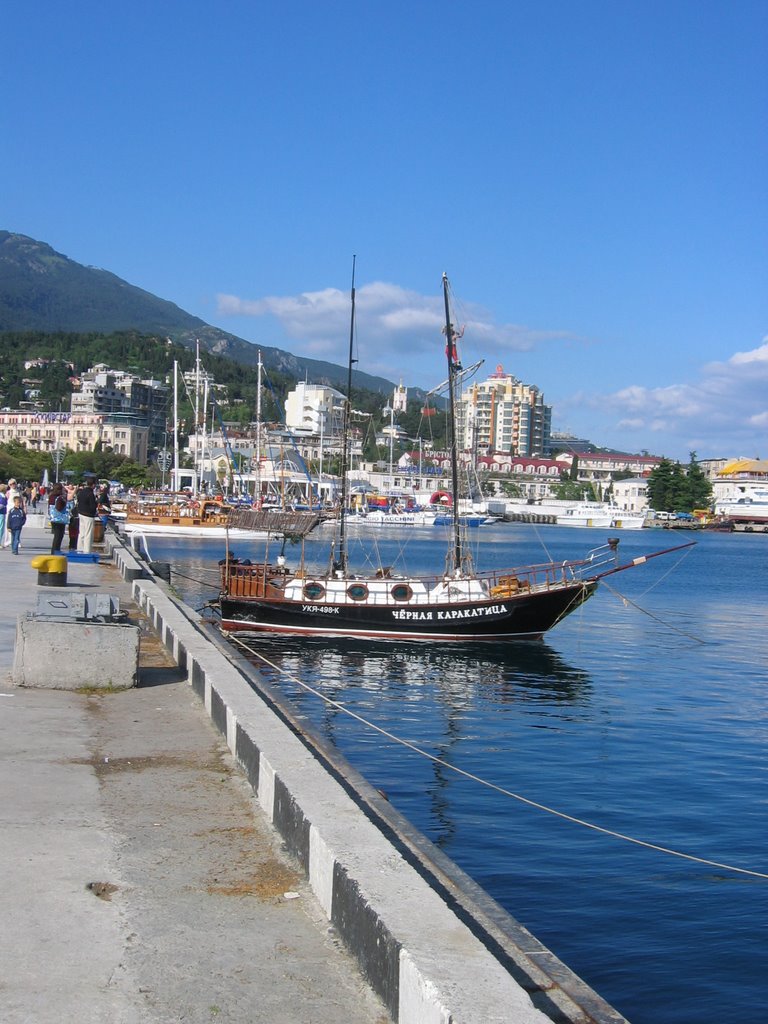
[553,478,596,501]
[0,440,48,482]
[646,458,677,511]
[38,362,74,410]
[683,451,713,510]
[646,453,713,512]
[499,480,526,499]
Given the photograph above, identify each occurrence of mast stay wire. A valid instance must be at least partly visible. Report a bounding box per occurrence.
[226,634,765,881]
[528,527,702,640]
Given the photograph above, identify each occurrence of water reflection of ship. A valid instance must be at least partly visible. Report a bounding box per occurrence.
[242,636,592,706]
[240,637,592,851]
[243,637,591,850]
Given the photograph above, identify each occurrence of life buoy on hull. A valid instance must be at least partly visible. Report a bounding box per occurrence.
[429,490,453,507]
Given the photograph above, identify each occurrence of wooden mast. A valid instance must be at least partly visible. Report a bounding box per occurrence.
[442,272,464,575]
[337,256,357,574]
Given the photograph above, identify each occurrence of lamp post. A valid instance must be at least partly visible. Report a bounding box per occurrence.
[156,448,172,488]
[52,447,65,484]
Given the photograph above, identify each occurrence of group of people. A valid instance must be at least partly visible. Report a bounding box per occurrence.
[0,477,111,556]
[47,480,111,555]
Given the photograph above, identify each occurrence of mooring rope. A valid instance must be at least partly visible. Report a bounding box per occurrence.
[600,579,707,644]
[228,633,767,881]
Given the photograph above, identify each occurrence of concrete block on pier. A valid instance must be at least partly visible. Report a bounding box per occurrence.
[12,616,140,689]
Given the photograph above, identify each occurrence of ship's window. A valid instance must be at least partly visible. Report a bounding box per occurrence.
[303,582,325,600]
[390,583,413,602]
[347,583,369,601]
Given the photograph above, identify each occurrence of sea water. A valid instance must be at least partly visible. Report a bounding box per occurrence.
[146,524,768,1024]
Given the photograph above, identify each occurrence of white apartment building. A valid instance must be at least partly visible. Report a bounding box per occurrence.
[611,477,650,513]
[555,450,662,486]
[455,365,551,457]
[71,365,169,448]
[0,412,149,464]
[284,382,345,437]
[70,367,126,415]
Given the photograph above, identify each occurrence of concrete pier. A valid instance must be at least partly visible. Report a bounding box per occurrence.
[0,523,629,1023]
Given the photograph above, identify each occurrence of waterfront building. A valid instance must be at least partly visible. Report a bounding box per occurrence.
[455,365,551,458]
[70,366,126,415]
[475,455,568,500]
[611,476,650,513]
[698,457,742,481]
[180,366,228,406]
[554,449,662,487]
[0,411,149,463]
[711,458,768,505]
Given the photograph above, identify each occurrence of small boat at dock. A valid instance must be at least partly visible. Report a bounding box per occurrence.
[121,498,318,539]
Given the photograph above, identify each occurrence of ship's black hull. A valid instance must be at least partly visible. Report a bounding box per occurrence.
[219,580,597,642]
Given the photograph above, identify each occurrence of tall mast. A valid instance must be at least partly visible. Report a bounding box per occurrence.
[172,360,179,490]
[442,272,463,574]
[254,350,263,504]
[337,256,357,574]
[202,374,210,493]
[194,340,201,495]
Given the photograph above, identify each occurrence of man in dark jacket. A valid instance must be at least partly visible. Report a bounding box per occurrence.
[76,480,98,553]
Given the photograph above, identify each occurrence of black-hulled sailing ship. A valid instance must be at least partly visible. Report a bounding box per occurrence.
[218,270,693,642]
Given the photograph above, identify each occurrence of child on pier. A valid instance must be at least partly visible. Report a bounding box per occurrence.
[7,496,26,555]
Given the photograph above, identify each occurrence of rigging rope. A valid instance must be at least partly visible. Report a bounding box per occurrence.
[228,634,767,881]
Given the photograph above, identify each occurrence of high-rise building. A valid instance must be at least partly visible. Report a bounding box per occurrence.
[455,365,551,457]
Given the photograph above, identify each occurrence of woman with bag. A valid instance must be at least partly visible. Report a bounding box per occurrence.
[48,483,71,554]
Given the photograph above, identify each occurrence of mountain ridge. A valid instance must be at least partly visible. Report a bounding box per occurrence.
[0,231,400,395]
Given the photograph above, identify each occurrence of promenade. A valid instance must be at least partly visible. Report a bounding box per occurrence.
[0,523,388,1024]
[1,521,629,1024]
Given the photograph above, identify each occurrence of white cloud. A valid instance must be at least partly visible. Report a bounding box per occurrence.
[216,280,574,376]
[590,337,768,456]
[727,340,768,366]
[217,281,765,458]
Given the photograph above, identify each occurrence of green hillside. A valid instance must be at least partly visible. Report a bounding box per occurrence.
[0,231,399,395]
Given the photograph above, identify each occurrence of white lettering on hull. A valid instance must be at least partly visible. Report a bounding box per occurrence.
[392,603,508,622]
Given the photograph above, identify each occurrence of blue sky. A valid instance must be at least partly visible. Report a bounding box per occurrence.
[3,0,766,461]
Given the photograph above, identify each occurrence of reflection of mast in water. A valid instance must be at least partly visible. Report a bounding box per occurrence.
[239,636,594,860]
[240,637,594,868]
[242,637,592,724]
[417,643,592,849]
[425,699,464,850]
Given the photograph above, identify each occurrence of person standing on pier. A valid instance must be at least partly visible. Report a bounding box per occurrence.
[2,479,20,548]
[48,483,71,554]
[7,496,26,555]
[76,479,98,553]
[97,483,111,529]
[0,485,7,547]
[66,484,79,549]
